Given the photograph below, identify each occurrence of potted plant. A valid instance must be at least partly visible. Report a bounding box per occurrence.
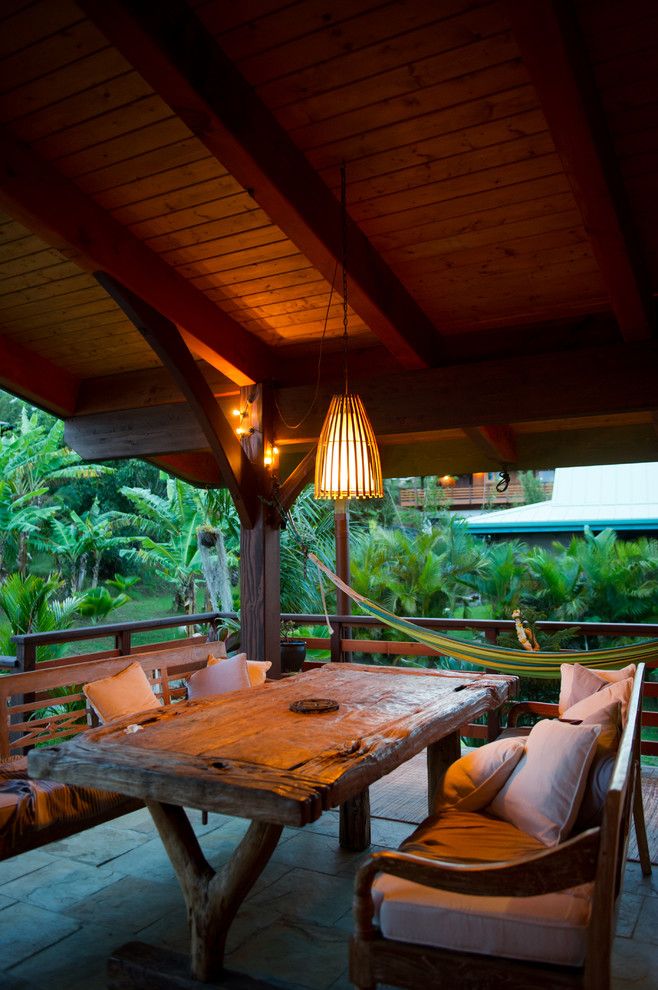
[280,620,306,673]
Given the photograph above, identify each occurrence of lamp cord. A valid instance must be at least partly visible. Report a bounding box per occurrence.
[273,261,337,431]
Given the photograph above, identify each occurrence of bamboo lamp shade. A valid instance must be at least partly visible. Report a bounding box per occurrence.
[314,391,383,500]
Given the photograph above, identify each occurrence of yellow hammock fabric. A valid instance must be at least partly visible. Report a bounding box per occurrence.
[309,553,658,679]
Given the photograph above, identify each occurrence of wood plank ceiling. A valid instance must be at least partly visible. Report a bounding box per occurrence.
[0,0,656,487]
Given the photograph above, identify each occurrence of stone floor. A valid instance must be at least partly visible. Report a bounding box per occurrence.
[0,807,656,990]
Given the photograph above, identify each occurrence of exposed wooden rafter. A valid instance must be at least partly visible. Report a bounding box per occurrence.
[506,0,655,343]
[464,426,518,465]
[0,127,273,386]
[0,333,78,417]
[76,0,442,371]
[147,453,223,488]
[95,274,261,528]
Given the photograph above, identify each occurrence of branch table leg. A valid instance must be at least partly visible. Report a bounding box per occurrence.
[147,801,282,982]
[427,730,461,815]
[340,788,371,851]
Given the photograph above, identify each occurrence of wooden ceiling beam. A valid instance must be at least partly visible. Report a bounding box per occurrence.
[464,426,518,465]
[506,0,655,342]
[0,127,273,386]
[278,447,317,513]
[0,333,78,416]
[77,0,442,371]
[95,274,261,527]
[65,343,658,460]
[147,453,223,488]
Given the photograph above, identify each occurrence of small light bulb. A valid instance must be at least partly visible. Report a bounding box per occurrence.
[232,408,241,417]
[236,427,244,437]
[272,446,279,455]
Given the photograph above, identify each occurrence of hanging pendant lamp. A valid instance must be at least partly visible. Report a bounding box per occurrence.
[314,164,383,500]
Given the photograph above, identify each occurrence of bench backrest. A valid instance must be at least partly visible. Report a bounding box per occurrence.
[0,638,227,759]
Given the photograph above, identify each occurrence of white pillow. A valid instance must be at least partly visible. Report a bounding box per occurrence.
[187,653,251,700]
[83,662,162,723]
[559,663,635,714]
[208,652,271,686]
[488,719,600,846]
[434,738,525,813]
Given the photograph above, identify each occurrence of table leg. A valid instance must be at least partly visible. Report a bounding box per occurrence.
[147,801,282,982]
[427,730,461,815]
[340,788,371,851]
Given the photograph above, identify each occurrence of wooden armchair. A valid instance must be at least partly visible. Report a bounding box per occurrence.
[350,665,651,990]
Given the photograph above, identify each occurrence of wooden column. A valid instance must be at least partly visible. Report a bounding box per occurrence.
[335,499,351,662]
[239,385,281,674]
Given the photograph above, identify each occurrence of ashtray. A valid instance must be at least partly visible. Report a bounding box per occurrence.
[289,698,340,714]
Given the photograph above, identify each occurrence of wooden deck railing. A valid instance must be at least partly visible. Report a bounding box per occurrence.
[400,481,552,509]
[284,613,658,757]
[3,611,657,755]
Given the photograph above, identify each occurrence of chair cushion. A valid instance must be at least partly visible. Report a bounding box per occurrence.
[207,652,271,687]
[83,662,162,723]
[187,652,251,700]
[402,809,546,863]
[433,738,525,814]
[488,719,600,846]
[0,757,132,858]
[559,663,636,714]
[375,808,592,967]
[373,871,592,967]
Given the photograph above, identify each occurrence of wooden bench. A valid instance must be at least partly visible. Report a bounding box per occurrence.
[350,664,652,990]
[0,638,224,860]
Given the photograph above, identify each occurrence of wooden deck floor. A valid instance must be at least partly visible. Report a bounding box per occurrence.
[0,763,656,990]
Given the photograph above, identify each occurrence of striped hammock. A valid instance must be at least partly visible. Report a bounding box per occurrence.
[309,553,658,678]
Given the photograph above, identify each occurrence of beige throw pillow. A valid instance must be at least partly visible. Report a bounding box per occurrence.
[561,676,633,728]
[488,719,600,846]
[559,662,635,714]
[83,662,162,723]
[208,652,272,686]
[433,737,525,814]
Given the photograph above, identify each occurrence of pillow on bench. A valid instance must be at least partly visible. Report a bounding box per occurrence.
[559,662,636,714]
[207,652,271,686]
[83,662,162,723]
[433,737,525,814]
[488,719,600,846]
[187,652,251,700]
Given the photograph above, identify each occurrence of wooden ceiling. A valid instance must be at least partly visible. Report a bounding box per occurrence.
[0,0,656,489]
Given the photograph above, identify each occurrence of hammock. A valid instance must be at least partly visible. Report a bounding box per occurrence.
[309,553,658,678]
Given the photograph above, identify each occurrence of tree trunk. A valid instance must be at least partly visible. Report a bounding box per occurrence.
[91,551,101,588]
[77,554,87,593]
[197,527,233,613]
[17,531,29,576]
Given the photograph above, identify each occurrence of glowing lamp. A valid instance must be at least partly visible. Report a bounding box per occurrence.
[314,392,383,500]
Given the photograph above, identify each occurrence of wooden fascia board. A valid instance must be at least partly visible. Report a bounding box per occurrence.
[505,0,655,342]
[95,274,261,527]
[464,426,518,465]
[76,0,442,370]
[0,126,273,385]
[0,333,78,416]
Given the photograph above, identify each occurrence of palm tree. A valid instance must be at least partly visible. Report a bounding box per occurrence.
[120,479,239,614]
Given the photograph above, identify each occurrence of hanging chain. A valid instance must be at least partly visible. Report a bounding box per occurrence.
[341,160,349,395]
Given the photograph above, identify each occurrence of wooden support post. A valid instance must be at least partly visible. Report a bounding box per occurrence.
[239,385,281,673]
[427,731,462,815]
[335,499,351,662]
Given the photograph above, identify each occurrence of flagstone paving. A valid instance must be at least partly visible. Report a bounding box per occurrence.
[0,807,656,990]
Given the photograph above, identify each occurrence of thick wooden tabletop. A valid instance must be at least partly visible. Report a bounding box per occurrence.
[29,663,515,826]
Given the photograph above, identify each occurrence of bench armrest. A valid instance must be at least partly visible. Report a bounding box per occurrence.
[507,700,558,727]
[353,827,600,936]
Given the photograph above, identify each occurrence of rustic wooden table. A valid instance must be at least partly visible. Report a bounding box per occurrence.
[29,662,515,985]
